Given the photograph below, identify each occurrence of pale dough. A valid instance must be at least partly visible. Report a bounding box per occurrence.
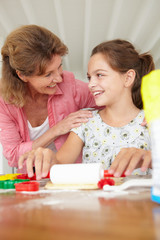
[45,181,99,190]
[45,177,124,190]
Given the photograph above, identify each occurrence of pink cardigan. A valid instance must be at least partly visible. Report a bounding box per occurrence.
[0,71,96,173]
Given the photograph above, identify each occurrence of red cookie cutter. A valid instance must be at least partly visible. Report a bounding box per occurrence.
[17,172,50,180]
[98,178,115,189]
[15,181,40,192]
[103,170,126,178]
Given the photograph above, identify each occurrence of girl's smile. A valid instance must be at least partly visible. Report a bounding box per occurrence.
[92,90,105,98]
[87,53,127,107]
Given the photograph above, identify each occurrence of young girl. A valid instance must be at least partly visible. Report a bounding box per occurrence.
[19,39,155,179]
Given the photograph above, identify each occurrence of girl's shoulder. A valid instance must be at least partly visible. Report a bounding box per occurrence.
[79,109,100,127]
[132,109,145,124]
[80,108,99,119]
[89,109,100,119]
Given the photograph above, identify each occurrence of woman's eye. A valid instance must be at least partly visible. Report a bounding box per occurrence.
[59,63,63,69]
[45,73,51,77]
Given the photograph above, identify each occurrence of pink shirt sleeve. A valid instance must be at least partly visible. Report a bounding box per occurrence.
[0,98,33,169]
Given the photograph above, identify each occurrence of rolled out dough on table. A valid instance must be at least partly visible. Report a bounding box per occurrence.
[45,177,124,190]
[45,181,99,190]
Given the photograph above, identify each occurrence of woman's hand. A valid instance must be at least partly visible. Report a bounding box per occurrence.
[108,148,152,177]
[54,109,93,136]
[31,109,93,150]
[18,147,57,180]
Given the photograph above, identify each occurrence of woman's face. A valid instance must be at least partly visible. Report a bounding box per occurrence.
[21,54,63,96]
[87,53,127,107]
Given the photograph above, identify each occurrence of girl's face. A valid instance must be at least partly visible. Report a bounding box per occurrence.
[20,54,63,96]
[87,53,127,107]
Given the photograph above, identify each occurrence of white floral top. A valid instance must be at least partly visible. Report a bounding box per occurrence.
[71,110,151,175]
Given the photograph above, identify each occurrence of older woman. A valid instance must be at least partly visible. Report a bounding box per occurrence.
[0,25,96,173]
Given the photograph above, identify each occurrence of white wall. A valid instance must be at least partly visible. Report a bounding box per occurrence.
[0,37,2,77]
[0,144,14,174]
[0,144,3,173]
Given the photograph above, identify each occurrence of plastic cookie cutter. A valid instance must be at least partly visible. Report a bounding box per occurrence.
[17,172,50,180]
[103,170,126,178]
[98,178,115,189]
[103,178,153,192]
[0,173,21,181]
[0,179,30,189]
[17,174,33,180]
[15,181,40,192]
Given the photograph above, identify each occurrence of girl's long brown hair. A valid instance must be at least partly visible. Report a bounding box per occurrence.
[91,39,155,109]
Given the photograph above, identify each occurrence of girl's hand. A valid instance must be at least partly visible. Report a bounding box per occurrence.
[54,110,93,136]
[18,147,57,180]
[108,148,152,177]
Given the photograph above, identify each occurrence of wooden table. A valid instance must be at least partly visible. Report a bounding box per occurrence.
[0,180,160,240]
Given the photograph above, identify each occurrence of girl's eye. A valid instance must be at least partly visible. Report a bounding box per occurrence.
[87,75,91,81]
[97,73,103,77]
